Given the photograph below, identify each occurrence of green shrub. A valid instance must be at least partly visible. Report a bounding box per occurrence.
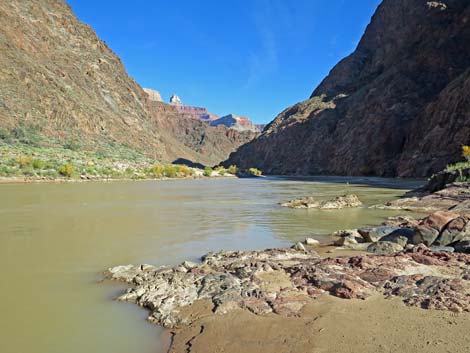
[42,169,58,178]
[0,165,13,176]
[203,166,213,177]
[0,127,12,142]
[214,166,226,175]
[22,167,36,176]
[248,167,262,176]
[63,139,82,151]
[11,124,43,146]
[32,159,44,170]
[58,164,74,177]
[227,165,238,175]
[85,165,98,175]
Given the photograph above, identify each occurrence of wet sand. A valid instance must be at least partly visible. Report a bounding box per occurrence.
[169,295,470,353]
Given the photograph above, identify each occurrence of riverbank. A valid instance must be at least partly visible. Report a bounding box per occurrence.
[0,142,266,183]
[0,173,236,184]
[105,181,470,353]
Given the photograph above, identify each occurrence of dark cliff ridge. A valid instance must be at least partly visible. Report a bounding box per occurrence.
[0,0,254,166]
[225,0,470,177]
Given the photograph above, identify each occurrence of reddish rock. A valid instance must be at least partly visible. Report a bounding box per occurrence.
[436,215,470,246]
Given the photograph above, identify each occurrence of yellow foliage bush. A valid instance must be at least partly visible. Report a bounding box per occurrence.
[462,145,470,161]
[58,164,74,177]
[177,165,193,177]
[152,165,165,177]
[227,165,238,175]
[163,165,177,178]
[18,155,32,168]
[248,167,262,176]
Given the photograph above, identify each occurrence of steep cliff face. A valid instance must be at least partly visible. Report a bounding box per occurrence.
[0,0,252,166]
[149,102,257,166]
[226,0,470,177]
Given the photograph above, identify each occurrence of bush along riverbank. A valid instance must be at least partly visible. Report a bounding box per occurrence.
[0,142,263,182]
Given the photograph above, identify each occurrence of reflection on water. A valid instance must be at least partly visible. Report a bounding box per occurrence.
[0,177,422,353]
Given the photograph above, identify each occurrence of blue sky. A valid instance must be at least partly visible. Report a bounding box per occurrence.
[67,0,381,124]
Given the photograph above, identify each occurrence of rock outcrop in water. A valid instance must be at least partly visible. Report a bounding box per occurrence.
[225,0,470,177]
[105,245,470,330]
[281,194,362,209]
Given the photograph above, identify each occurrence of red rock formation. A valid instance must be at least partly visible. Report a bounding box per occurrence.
[210,114,259,133]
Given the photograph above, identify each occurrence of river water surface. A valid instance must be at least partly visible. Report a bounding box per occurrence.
[0,177,422,353]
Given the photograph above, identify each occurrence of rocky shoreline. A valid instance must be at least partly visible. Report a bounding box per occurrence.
[104,182,470,352]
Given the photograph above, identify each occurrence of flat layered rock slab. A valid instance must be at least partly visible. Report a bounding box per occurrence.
[376,182,470,213]
[105,245,470,332]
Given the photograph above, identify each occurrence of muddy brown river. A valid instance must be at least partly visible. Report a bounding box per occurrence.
[0,177,422,353]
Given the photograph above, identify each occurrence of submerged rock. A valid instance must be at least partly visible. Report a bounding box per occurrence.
[281,194,362,209]
[105,245,470,329]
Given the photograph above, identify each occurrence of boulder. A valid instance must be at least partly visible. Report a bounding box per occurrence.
[305,238,320,247]
[412,225,440,246]
[367,241,404,255]
[422,211,459,231]
[359,226,400,243]
[334,235,359,247]
[412,211,459,246]
[453,240,470,254]
[379,228,414,247]
[435,215,470,246]
[292,242,306,252]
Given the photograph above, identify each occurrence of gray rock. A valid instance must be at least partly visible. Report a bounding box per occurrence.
[412,225,439,246]
[182,261,198,269]
[367,241,404,255]
[435,216,470,246]
[380,228,415,247]
[292,241,306,251]
[282,194,361,209]
[429,246,455,253]
[342,242,372,251]
[305,237,320,246]
[334,235,358,247]
[359,226,400,242]
[453,240,470,254]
